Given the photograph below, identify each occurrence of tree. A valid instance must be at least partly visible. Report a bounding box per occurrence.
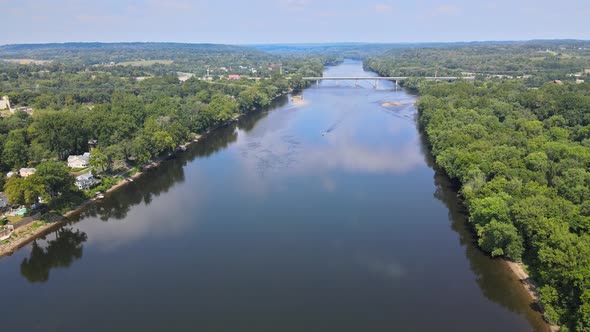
[152,131,175,154]
[469,194,511,226]
[33,160,76,197]
[207,94,238,123]
[4,176,45,206]
[477,220,525,261]
[2,129,29,169]
[132,135,151,165]
[89,148,109,173]
[35,111,88,159]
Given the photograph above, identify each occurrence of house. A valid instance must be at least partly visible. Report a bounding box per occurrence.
[576,78,585,84]
[0,192,8,208]
[228,74,241,80]
[0,96,10,111]
[19,168,36,177]
[67,152,91,168]
[75,173,95,190]
[6,171,17,178]
[553,80,563,84]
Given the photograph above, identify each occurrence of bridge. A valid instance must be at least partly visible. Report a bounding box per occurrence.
[302,76,474,88]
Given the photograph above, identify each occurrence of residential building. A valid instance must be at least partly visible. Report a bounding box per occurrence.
[0,96,10,111]
[19,168,36,177]
[228,74,241,80]
[68,152,91,168]
[75,173,95,190]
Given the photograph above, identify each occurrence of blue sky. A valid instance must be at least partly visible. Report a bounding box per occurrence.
[2,0,588,45]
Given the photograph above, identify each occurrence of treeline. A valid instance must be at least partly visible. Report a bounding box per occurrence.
[365,41,590,86]
[417,79,590,330]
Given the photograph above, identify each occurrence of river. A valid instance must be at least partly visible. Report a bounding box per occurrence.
[0,60,548,331]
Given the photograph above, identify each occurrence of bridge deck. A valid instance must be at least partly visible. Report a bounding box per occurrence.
[302,76,473,81]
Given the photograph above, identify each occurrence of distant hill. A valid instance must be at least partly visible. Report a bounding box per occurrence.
[250,40,590,58]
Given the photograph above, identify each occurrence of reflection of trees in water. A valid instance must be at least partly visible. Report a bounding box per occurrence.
[419,130,547,331]
[20,228,87,283]
[72,105,278,222]
[236,95,286,132]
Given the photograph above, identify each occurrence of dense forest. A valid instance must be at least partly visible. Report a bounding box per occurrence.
[416,79,590,330]
[0,43,326,210]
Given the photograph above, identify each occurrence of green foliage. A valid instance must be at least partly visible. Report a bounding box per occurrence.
[34,160,75,197]
[2,129,28,169]
[89,148,109,173]
[4,176,44,206]
[469,194,511,226]
[477,220,524,261]
[418,79,590,329]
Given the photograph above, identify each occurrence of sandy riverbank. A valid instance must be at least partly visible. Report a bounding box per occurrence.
[505,260,560,331]
[380,101,416,107]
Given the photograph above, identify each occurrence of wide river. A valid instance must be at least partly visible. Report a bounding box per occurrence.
[0,60,548,331]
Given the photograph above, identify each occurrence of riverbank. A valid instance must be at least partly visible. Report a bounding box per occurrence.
[0,160,148,258]
[0,90,293,259]
[415,106,559,331]
[505,261,560,331]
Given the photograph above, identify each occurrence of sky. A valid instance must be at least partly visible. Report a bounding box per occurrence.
[1,0,589,45]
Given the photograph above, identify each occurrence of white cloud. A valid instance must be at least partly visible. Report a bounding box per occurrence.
[430,4,460,16]
[374,3,393,14]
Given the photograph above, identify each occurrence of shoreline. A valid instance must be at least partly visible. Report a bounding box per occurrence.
[0,160,148,258]
[504,260,560,331]
[368,69,559,331]
[0,90,294,259]
[0,131,206,258]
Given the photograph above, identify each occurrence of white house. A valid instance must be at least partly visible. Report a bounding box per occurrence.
[0,96,10,111]
[19,168,36,177]
[68,152,91,168]
[75,173,95,190]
